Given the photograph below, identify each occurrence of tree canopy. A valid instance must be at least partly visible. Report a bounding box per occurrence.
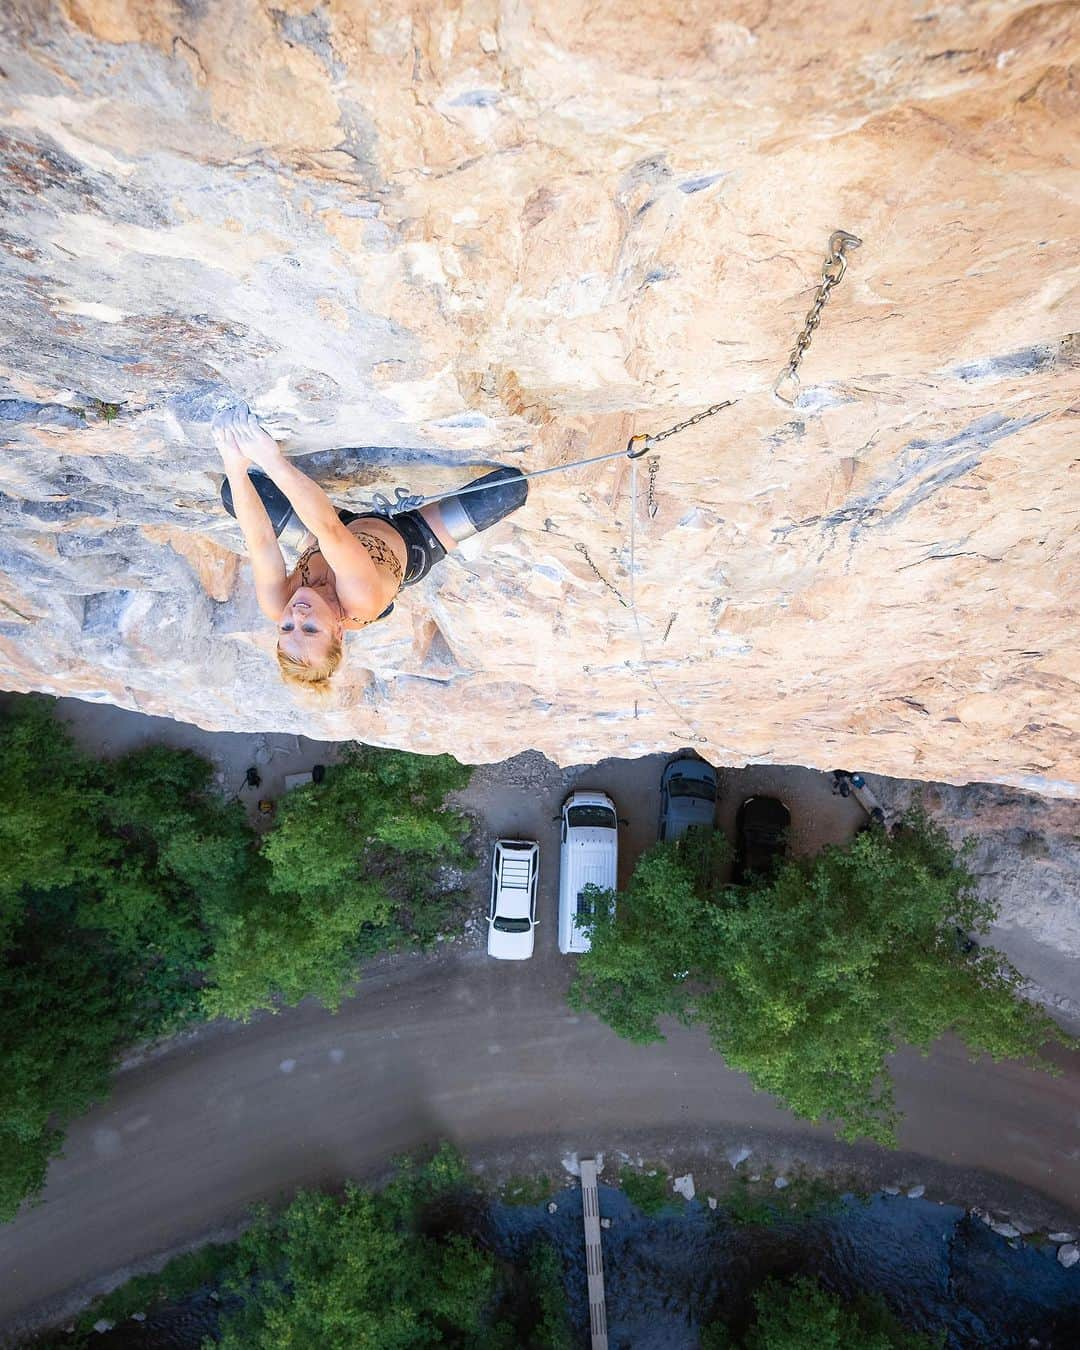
[569,819,1071,1145]
[203,744,472,1018]
[214,1146,570,1350]
[703,1277,941,1349]
[0,697,473,1221]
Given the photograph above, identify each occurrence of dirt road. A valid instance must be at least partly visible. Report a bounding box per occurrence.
[2,948,1079,1337]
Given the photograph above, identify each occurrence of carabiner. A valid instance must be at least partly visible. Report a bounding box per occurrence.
[625,433,653,459]
[772,368,801,407]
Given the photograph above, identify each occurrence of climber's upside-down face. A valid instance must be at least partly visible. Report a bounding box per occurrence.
[277,587,341,664]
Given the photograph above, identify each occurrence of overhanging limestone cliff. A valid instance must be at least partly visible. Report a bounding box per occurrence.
[0,1,1077,788]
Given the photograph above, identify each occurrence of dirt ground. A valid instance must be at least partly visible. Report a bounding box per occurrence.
[53,696,343,831]
[449,749,867,958]
[51,696,1077,1032]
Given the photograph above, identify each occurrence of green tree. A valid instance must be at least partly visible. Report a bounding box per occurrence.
[0,894,130,1220]
[570,817,1070,1145]
[701,1276,941,1349]
[214,1147,498,1349]
[0,697,104,944]
[0,698,477,1219]
[0,698,256,1219]
[204,746,472,1019]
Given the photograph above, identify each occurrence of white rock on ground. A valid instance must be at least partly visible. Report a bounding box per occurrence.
[906,1184,926,1199]
[774,1176,789,1190]
[991,1221,1021,1238]
[1049,1232,1076,1244]
[673,1173,696,1201]
[1057,1244,1079,1269]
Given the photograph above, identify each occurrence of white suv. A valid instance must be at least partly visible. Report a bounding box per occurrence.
[557,790,618,954]
[487,839,540,960]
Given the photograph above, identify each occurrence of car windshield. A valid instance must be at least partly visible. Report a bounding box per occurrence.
[667,776,716,801]
[567,805,617,829]
[493,916,531,933]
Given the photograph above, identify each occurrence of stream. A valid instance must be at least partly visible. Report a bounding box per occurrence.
[70,1187,1080,1349]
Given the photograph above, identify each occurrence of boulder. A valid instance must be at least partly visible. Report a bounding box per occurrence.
[1057,1244,1079,1269]
[0,3,1076,789]
[673,1173,696,1201]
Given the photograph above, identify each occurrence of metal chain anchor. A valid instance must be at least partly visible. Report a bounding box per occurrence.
[772,229,861,406]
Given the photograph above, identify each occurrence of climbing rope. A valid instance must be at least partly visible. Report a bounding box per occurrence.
[367,399,736,518]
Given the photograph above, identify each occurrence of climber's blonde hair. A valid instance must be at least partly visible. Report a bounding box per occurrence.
[276,637,343,692]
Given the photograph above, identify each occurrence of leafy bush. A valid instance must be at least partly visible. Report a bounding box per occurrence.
[501,1174,555,1207]
[215,1146,550,1350]
[702,1276,942,1349]
[203,745,472,1018]
[619,1165,671,1215]
[0,700,254,1220]
[720,1168,847,1229]
[570,814,1072,1146]
[522,1239,574,1350]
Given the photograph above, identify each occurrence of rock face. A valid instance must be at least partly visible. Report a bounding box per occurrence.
[869,774,1080,1031]
[0,2,1077,783]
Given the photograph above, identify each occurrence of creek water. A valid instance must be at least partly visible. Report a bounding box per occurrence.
[77,1188,1079,1349]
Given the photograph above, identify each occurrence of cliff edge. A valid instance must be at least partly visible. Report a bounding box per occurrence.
[0,1,1077,786]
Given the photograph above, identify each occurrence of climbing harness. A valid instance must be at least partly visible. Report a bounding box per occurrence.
[772,229,862,405]
[364,228,861,752]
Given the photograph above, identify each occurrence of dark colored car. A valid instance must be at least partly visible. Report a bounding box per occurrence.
[659,757,718,842]
[733,796,790,881]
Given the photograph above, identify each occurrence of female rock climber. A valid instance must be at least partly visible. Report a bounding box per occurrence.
[212,406,527,690]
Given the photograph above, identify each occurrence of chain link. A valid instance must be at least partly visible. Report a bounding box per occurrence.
[773,229,861,405]
[645,398,736,446]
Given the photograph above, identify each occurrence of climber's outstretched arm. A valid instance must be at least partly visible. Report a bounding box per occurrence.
[214,428,289,621]
[227,413,385,611]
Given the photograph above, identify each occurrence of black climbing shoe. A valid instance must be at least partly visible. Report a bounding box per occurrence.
[436,466,528,542]
[220,467,297,538]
